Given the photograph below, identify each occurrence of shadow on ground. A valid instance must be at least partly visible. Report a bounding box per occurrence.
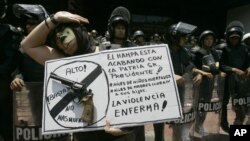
[190,134,229,141]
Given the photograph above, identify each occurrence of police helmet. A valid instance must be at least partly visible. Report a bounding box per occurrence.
[133,30,144,39]
[169,22,197,36]
[199,30,216,46]
[167,22,197,45]
[108,6,130,40]
[168,24,178,36]
[225,21,244,40]
[13,4,49,24]
[91,29,98,35]
[242,33,250,44]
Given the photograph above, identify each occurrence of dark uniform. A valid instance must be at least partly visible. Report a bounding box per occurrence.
[0,24,21,141]
[12,3,47,82]
[170,47,194,105]
[191,30,220,136]
[220,21,250,132]
[220,43,249,123]
[16,53,44,81]
[166,22,197,141]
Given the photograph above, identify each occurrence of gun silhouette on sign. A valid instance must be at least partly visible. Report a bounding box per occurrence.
[49,64,102,123]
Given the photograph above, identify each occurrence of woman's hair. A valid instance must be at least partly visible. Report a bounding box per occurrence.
[49,23,95,56]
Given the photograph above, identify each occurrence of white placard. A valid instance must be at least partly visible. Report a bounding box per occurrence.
[42,44,182,135]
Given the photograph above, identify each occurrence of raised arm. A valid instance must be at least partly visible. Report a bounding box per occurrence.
[21,11,89,65]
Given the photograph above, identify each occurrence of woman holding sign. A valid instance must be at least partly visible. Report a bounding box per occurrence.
[21,11,136,141]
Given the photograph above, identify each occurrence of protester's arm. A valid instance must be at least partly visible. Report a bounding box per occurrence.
[21,15,58,65]
[21,11,89,65]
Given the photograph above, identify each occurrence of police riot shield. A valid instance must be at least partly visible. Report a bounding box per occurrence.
[229,74,250,125]
[246,76,250,125]
[166,72,198,141]
[13,82,69,141]
[189,74,225,140]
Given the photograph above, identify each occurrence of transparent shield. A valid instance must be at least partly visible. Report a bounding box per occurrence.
[229,74,250,125]
[245,77,250,125]
[190,74,225,140]
[166,72,197,141]
[13,82,69,141]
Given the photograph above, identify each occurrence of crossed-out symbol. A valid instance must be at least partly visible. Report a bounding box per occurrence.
[45,61,109,128]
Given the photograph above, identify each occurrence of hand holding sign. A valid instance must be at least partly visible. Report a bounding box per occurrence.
[104,119,129,136]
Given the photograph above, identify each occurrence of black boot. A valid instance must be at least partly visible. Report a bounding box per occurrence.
[220,122,229,133]
[220,102,229,133]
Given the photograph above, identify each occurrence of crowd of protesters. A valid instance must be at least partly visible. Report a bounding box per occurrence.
[1,0,250,141]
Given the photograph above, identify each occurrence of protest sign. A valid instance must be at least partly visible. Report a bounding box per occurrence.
[42,44,182,134]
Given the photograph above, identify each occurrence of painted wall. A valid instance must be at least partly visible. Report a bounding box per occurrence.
[227,4,250,33]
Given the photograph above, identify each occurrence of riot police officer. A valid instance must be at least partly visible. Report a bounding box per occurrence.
[150,33,162,45]
[100,30,110,43]
[10,4,49,91]
[191,30,220,136]
[133,30,147,46]
[166,22,202,141]
[91,29,100,46]
[220,21,250,132]
[99,6,133,51]
[0,0,21,140]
